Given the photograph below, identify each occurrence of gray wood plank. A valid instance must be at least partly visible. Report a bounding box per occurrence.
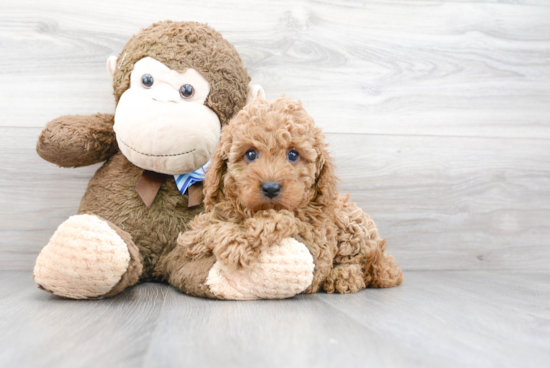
[1,0,550,138]
[2,271,548,368]
[142,286,428,368]
[425,1,550,4]
[0,271,167,368]
[319,271,550,368]
[2,127,548,271]
[145,271,550,368]
[331,133,550,271]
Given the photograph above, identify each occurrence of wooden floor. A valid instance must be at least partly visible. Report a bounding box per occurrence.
[0,270,548,368]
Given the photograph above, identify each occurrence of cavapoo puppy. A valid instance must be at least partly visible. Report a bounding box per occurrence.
[157,97,403,300]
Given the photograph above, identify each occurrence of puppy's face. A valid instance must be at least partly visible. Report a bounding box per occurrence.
[223,102,322,213]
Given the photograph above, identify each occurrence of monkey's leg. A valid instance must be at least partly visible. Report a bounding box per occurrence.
[33,214,143,299]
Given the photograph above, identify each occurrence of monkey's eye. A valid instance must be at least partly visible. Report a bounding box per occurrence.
[141,74,154,88]
[245,149,258,162]
[287,150,300,162]
[180,84,194,99]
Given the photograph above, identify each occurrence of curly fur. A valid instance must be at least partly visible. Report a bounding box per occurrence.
[158,97,403,295]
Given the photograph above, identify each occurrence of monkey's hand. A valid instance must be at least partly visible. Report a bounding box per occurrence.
[37,113,118,167]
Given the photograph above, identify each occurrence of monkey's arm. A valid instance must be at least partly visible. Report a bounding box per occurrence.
[37,113,118,167]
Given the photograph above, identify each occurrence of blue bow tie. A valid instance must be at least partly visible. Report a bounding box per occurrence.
[174,161,210,195]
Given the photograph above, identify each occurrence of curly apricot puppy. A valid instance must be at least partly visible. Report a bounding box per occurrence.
[157,97,403,299]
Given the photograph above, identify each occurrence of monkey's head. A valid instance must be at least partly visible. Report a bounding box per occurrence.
[107,21,263,175]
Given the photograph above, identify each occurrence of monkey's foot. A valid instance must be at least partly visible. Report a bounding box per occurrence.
[323,264,366,294]
[33,214,142,299]
[206,238,314,300]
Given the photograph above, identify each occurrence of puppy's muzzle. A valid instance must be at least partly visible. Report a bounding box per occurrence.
[261,181,281,199]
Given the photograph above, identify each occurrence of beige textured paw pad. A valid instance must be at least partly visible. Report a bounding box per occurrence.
[206,238,315,300]
[33,214,131,299]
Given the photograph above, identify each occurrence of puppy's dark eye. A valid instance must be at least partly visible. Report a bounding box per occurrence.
[141,74,154,88]
[180,84,194,98]
[287,150,300,162]
[245,149,257,162]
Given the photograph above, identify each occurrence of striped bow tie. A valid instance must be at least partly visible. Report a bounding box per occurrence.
[174,161,211,195]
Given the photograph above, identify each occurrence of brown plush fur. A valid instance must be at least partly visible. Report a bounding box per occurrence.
[37,114,118,168]
[112,21,251,125]
[100,219,143,298]
[161,255,219,299]
[158,97,404,296]
[36,21,252,291]
[77,152,204,280]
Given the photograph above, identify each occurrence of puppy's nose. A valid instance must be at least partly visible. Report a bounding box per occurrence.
[261,181,281,199]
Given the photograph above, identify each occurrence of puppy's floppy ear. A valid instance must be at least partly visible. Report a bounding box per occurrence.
[313,132,338,211]
[204,132,231,211]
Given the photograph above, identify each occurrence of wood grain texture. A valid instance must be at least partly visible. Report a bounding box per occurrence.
[319,271,550,368]
[0,272,167,368]
[1,0,550,138]
[142,284,420,368]
[1,127,548,271]
[1,271,549,368]
[1,1,549,271]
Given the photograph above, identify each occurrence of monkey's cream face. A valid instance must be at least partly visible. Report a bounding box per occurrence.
[113,57,220,174]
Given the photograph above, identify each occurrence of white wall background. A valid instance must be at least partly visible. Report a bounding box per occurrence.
[1,0,549,270]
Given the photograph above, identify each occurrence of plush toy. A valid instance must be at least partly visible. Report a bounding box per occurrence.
[32,21,273,299]
[158,97,404,300]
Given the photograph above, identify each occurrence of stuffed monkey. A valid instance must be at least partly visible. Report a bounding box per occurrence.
[33,21,313,299]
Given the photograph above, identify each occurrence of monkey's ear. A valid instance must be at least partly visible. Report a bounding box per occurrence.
[246,85,265,105]
[106,56,118,80]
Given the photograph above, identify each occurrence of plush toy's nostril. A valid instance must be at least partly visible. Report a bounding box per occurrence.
[261,181,281,199]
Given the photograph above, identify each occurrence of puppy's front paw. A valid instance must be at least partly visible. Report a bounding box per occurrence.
[205,238,314,300]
